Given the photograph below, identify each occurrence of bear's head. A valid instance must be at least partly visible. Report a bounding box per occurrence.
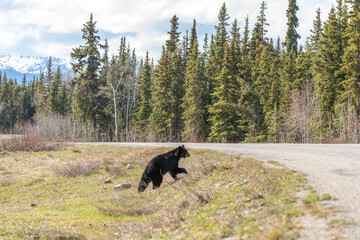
[138,176,151,192]
[177,145,190,158]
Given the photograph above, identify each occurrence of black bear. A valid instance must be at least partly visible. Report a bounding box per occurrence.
[138,145,190,192]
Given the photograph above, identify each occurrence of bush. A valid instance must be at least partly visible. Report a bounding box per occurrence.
[52,160,100,178]
[34,114,74,142]
[0,124,61,152]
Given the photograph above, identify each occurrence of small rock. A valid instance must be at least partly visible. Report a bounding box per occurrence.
[113,183,131,191]
[31,203,37,207]
[104,177,112,184]
[126,164,134,169]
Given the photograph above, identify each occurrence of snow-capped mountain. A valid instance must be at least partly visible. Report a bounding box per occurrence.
[0,55,72,81]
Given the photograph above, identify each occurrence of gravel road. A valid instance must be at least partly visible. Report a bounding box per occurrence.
[0,134,22,140]
[78,142,360,238]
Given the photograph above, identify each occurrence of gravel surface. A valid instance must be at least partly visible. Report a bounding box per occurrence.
[0,134,22,140]
[83,143,360,238]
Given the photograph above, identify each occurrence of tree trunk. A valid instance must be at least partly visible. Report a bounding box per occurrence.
[113,90,118,142]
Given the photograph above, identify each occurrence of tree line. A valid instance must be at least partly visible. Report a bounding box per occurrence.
[1,0,360,143]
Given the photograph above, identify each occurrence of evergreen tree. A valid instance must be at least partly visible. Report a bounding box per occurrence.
[316,7,343,113]
[0,74,11,128]
[205,35,217,106]
[209,20,241,142]
[294,45,313,93]
[255,42,282,141]
[341,11,360,115]
[308,8,323,53]
[257,1,270,41]
[35,73,47,115]
[284,0,300,53]
[166,15,181,54]
[71,13,104,135]
[214,3,230,75]
[150,15,186,141]
[45,57,53,92]
[58,81,70,116]
[10,80,21,126]
[48,66,62,114]
[135,51,152,140]
[337,0,349,55]
[209,43,241,143]
[149,47,171,140]
[313,7,343,141]
[19,75,31,122]
[168,49,185,141]
[182,20,206,141]
[241,16,250,58]
[346,0,360,18]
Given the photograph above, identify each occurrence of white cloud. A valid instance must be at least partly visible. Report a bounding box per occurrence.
[32,42,76,59]
[0,0,337,59]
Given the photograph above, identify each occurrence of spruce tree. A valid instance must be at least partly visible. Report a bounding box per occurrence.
[341,11,360,115]
[19,75,31,122]
[284,0,300,53]
[45,57,53,93]
[209,20,242,143]
[255,43,281,141]
[308,8,323,53]
[209,43,241,143]
[241,16,250,58]
[135,51,152,140]
[214,3,230,76]
[71,13,104,134]
[166,15,181,54]
[316,7,342,113]
[10,80,21,126]
[257,1,270,41]
[168,49,185,141]
[346,0,360,18]
[0,74,11,128]
[48,66,62,114]
[35,73,47,115]
[182,20,206,141]
[150,14,186,141]
[313,7,343,141]
[149,47,171,140]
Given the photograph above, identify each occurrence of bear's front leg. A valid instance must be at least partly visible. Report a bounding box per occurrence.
[151,174,163,189]
[177,167,188,174]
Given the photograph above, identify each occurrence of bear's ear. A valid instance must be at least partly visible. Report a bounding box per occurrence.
[182,144,185,148]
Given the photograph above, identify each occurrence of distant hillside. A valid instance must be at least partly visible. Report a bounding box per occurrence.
[0,55,72,81]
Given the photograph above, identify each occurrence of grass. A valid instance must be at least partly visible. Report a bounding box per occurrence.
[302,192,334,217]
[0,144,333,239]
[328,218,356,229]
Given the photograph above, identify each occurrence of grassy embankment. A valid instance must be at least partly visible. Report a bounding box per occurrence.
[0,143,333,239]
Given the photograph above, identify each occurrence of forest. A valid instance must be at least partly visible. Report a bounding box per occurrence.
[1,0,360,143]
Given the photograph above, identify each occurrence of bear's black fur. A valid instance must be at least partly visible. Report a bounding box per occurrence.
[138,145,190,192]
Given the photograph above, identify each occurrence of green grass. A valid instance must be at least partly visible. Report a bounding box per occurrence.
[302,192,335,217]
[0,144,328,239]
[328,218,356,229]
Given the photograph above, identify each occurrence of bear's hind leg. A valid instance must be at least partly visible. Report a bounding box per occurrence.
[170,172,178,180]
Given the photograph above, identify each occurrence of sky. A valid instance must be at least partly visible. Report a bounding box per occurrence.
[0,0,337,61]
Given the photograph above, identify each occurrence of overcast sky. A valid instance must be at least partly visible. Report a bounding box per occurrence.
[0,0,336,61]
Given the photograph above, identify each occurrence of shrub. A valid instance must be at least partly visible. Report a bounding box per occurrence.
[52,160,100,178]
[0,123,61,152]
